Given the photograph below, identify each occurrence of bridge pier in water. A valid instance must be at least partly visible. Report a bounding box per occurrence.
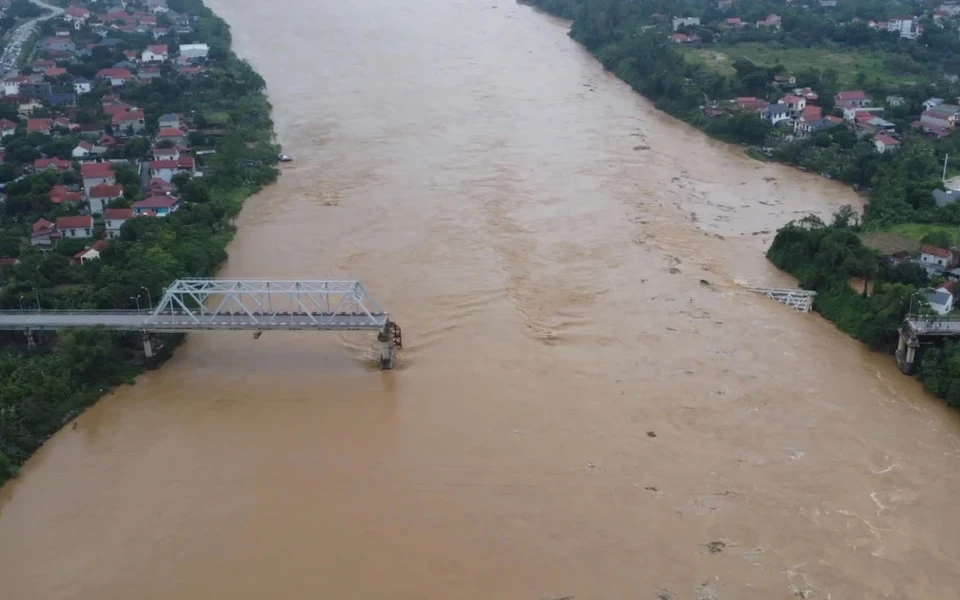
[897,324,919,375]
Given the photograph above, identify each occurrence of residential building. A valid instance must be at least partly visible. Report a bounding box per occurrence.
[934,188,960,207]
[34,157,71,172]
[874,133,900,153]
[158,127,186,145]
[921,104,960,132]
[73,240,109,265]
[139,67,162,80]
[132,195,180,215]
[793,87,819,101]
[158,113,180,129]
[112,109,146,135]
[72,141,105,158]
[153,146,180,160]
[773,74,796,86]
[924,282,956,315]
[49,185,82,204]
[794,105,823,137]
[64,5,92,24]
[835,91,870,109]
[56,215,93,239]
[104,208,134,239]
[761,103,792,125]
[179,43,209,59]
[886,95,906,107]
[920,245,955,268]
[888,16,921,39]
[73,76,92,94]
[735,97,769,112]
[781,94,806,116]
[31,218,60,248]
[923,98,945,111]
[41,38,76,53]
[149,159,178,182]
[87,182,123,214]
[669,33,699,43]
[0,119,16,137]
[756,14,782,29]
[81,162,115,195]
[148,0,169,13]
[722,17,743,28]
[672,17,700,30]
[142,44,169,62]
[3,75,31,96]
[96,68,134,87]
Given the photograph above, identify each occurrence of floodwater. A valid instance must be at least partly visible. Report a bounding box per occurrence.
[3,1,960,598]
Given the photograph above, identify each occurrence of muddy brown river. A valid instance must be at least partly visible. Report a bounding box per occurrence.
[2,1,960,598]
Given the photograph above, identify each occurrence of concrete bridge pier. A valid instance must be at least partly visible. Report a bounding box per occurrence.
[896,325,919,375]
[378,329,397,370]
[25,329,36,350]
[141,333,164,369]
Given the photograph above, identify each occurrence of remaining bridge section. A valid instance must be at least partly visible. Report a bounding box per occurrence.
[746,287,816,312]
[896,316,960,375]
[0,278,401,369]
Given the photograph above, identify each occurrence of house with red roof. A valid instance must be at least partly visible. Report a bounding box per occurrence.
[874,133,900,154]
[722,17,744,28]
[102,102,133,117]
[142,44,169,62]
[835,90,870,109]
[149,159,178,182]
[104,208,134,238]
[152,26,169,40]
[96,68,134,87]
[133,195,180,216]
[72,140,106,159]
[43,67,67,79]
[756,13,782,28]
[0,118,16,137]
[65,5,91,24]
[32,59,55,71]
[781,94,806,116]
[158,127,185,145]
[112,109,145,135]
[0,257,19,269]
[153,146,179,160]
[87,182,123,214]
[49,185,83,204]
[31,218,60,247]
[735,97,769,112]
[56,215,94,239]
[26,118,52,134]
[34,157,72,172]
[669,33,700,44]
[81,162,115,195]
[147,177,174,195]
[72,240,109,265]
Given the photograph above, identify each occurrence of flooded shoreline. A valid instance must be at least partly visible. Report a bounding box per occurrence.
[2,1,959,598]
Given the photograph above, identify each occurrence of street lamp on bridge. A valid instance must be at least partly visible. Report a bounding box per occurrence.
[130,295,141,316]
[141,286,152,311]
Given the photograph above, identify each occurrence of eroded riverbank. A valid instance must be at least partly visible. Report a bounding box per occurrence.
[2,1,959,598]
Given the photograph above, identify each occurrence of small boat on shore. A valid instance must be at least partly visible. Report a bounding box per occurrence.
[279,154,293,162]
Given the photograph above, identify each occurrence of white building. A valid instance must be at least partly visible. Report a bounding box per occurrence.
[179,43,209,59]
[888,17,920,39]
[761,103,792,125]
[672,17,700,31]
[73,77,91,95]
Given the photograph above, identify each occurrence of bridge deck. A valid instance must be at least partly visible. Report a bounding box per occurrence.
[905,318,960,336]
[0,311,389,332]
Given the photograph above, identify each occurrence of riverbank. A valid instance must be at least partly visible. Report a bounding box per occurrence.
[0,0,280,486]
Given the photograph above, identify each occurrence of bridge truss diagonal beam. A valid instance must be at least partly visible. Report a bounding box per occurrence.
[147,279,390,330]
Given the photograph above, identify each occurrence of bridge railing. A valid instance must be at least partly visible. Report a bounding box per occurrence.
[0,309,145,315]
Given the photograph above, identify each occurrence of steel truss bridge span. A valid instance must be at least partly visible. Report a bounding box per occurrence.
[0,279,402,368]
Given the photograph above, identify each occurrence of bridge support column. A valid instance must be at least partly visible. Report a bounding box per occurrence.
[141,333,161,369]
[896,325,919,375]
[378,329,396,370]
[25,329,36,350]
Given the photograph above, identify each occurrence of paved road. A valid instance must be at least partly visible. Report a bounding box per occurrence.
[0,311,390,332]
[0,0,64,76]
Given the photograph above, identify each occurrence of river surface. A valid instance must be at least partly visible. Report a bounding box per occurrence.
[3,1,960,598]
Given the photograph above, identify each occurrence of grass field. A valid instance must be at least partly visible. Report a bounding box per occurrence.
[684,44,919,86]
[885,223,960,245]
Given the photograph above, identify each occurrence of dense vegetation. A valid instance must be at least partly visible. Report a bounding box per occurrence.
[0,1,280,485]
[767,212,960,408]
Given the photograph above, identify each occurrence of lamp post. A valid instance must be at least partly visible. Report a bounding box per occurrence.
[35,289,40,311]
[141,286,152,311]
[131,295,141,315]
[18,295,24,314]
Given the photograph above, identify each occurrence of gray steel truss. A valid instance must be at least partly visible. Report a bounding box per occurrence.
[0,279,391,333]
